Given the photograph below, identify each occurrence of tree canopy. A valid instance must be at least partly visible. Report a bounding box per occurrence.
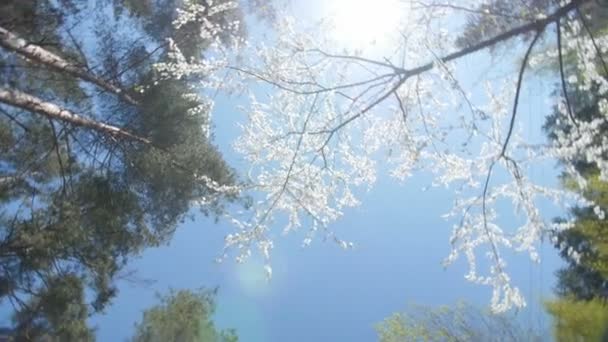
[545,298,608,342]
[131,289,237,342]
[540,13,608,341]
[0,0,245,338]
[375,302,541,342]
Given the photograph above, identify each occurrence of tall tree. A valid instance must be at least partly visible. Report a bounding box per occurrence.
[375,302,541,342]
[131,289,237,342]
[549,173,608,300]
[544,298,608,342]
[541,7,608,298]
[540,15,608,342]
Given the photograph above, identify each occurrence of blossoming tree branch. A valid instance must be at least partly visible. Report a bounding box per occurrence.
[154,0,607,312]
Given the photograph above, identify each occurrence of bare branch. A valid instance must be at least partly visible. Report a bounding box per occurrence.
[410,0,528,20]
[575,6,608,76]
[481,29,542,271]
[48,119,67,194]
[278,0,587,147]
[557,19,579,127]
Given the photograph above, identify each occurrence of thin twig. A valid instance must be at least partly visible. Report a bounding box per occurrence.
[557,19,579,126]
[482,30,542,272]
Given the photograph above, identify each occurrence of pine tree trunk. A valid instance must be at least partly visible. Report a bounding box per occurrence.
[0,26,138,106]
[0,87,150,144]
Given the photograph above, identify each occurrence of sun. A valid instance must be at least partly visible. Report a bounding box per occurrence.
[327,0,403,47]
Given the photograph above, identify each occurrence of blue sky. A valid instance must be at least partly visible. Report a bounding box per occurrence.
[91,166,563,341]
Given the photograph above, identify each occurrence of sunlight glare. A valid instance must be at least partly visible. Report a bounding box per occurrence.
[328,0,403,46]
[236,258,271,297]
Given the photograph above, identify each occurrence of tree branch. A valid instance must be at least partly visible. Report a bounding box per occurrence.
[403,0,586,77]
[481,30,542,272]
[410,0,528,20]
[0,87,150,145]
[557,19,579,126]
[575,6,608,77]
[298,0,587,145]
[0,26,138,106]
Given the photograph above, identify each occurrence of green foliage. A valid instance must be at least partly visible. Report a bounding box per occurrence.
[125,76,237,234]
[0,0,69,40]
[552,171,608,301]
[13,275,93,341]
[131,289,238,342]
[545,298,608,342]
[375,302,539,342]
[0,0,87,101]
[0,173,153,339]
[566,174,608,278]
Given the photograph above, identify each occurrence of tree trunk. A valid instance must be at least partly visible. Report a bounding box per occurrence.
[0,87,150,144]
[0,26,139,106]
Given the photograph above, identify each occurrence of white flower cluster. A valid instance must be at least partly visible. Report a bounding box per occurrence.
[173,0,239,31]
[154,0,244,82]
[549,20,608,182]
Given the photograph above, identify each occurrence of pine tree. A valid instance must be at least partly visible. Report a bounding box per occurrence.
[131,288,237,342]
[544,298,608,342]
[0,0,256,338]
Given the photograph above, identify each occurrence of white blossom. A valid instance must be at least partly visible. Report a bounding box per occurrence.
[163,0,608,313]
